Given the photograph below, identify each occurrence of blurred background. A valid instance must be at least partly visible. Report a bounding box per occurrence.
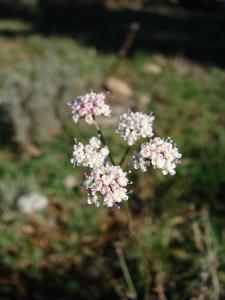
[0,0,225,299]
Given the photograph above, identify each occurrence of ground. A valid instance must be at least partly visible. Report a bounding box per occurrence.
[0,10,225,299]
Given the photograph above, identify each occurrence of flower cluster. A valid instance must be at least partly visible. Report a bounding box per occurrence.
[132,137,182,175]
[71,137,109,168]
[69,91,182,207]
[69,91,111,125]
[83,164,129,207]
[117,111,155,145]
[70,133,129,208]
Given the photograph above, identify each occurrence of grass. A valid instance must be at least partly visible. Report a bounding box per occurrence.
[0,14,225,300]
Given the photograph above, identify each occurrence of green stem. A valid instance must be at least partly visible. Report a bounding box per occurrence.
[93,117,115,165]
[124,200,134,235]
[116,246,137,299]
[119,146,132,167]
[92,120,139,298]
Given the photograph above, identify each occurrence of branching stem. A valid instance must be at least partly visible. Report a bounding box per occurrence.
[119,146,132,167]
[93,117,115,165]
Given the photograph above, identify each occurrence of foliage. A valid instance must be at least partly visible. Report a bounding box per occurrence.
[0,18,225,299]
[0,0,224,18]
[0,31,113,150]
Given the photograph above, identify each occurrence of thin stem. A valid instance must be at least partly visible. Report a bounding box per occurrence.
[119,146,132,167]
[93,117,115,165]
[116,246,137,299]
[124,200,134,235]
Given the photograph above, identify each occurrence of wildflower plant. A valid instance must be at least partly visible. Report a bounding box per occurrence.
[69,91,182,208]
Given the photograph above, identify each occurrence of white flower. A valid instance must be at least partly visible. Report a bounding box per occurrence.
[82,163,129,207]
[132,137,182,175]
[71,136,109,169]
[68,90,182,208]
[117,111,155,145]
[68,91,111,125]
[132,152,150,172]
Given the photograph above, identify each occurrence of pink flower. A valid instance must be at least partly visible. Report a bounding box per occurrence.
[117,111,155,145]
[68,90,182,208]
[82,163,129,207]
[71,137,109,168]
[69,91,111,125]
[132,137,182,175]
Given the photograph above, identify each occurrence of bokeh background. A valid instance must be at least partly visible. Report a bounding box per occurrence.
[0,1,225,299]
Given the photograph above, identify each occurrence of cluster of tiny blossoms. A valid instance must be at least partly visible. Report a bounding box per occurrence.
[83,164,129,207]
[132,137,182,175]
[68,91,111,125]
[117,111,155,145]
[69,91,181,207]
[71,137,109,169]
[69,91,129,207]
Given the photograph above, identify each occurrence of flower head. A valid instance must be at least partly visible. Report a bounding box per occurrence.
[117,111,155,145]
[82,163,129,207]
[71,136,109,168]
[69,91,111,125]
[132,137,182,175]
